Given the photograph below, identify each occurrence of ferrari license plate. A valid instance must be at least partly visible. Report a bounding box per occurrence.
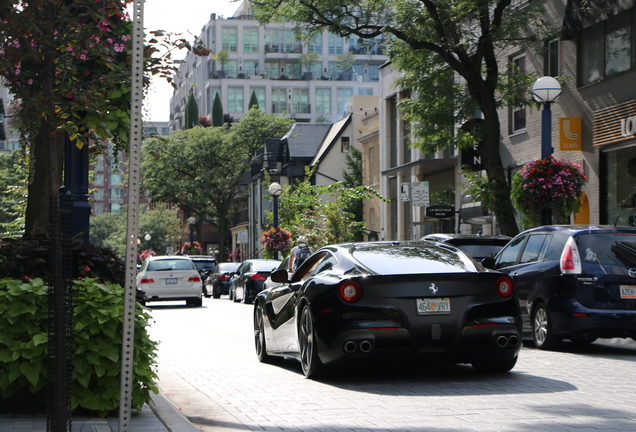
[620,285,636,299]
[416,298,451,315]
[165,278,177,285]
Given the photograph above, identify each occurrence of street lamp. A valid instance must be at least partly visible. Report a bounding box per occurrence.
[144,233,151,253]
[531,76,563,225]
[187,216,196,244]
[268,182,282,228]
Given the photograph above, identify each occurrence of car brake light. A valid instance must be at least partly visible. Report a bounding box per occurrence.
[560,237,582,274]
[140,278,155,284]
[495,276,514,298]
[250,273,267,281]
[338,281,362,302]
[220,274,230,281]
[188,276,201,282]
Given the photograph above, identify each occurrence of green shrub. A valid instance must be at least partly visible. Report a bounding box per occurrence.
[0,277,158,416]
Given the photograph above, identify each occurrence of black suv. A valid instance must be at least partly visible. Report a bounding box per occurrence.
[482,225,636,349]
[188,255,217,286]
[422,233,511,261]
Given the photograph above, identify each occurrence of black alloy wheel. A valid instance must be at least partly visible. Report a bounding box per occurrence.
[298,304,324,379]
[533,303,560,350]
[254,304,272,363]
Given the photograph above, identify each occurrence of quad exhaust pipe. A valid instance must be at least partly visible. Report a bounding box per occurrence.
[343,339,373,354]
[496,334,520,348]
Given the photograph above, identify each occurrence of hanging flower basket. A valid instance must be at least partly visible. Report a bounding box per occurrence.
[261,227,292,258]
[180,241,203,255]
[511,156,587,227]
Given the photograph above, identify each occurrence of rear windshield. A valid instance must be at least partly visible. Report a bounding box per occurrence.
[252,261,281,272]
[352,245,478,275]
[147,259,194,271]
[455,244,505,259]
[193,261,216,271]
[218,263,240,272]
[577,233,636,267]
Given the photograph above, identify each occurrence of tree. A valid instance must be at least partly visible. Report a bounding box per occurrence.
[212,93,224,127]
[342,147,365,241]
[0,1,207,236]
[250,0,550,236]
[142,110,293,256]
[249,91,260,110]
[184,91,199,129]
[0,150,28,236]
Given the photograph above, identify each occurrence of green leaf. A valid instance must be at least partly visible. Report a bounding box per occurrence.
[19,361,42,386]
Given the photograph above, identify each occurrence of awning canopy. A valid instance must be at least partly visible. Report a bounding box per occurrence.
[562,0,635,39]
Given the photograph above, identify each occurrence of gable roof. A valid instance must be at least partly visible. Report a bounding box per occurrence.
[311,114,352,166]
[283,123,332,159]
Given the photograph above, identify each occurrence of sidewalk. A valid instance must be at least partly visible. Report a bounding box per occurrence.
[0,393,199,432]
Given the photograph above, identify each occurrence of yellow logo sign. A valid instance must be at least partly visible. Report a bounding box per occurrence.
[559,117,582,151]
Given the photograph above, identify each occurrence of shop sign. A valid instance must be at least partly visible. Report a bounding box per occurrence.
[426,205,455,218]
[621,115,636,137]
[559,118,582,151]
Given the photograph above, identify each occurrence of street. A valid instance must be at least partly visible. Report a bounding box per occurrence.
[147,297,636,432]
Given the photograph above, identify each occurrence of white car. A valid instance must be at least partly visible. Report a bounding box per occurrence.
[136,256,203,307]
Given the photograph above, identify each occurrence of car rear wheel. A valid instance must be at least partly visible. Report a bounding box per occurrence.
[533,303,559,350]
[254,305,273,363]
[298,305,324,379]
[472,355,518,373]
[212,286,221,299]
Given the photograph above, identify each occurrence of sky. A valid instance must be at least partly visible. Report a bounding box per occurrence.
[140,0,243,122]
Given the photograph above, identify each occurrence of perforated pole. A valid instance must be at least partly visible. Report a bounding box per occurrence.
[119,1,144,430]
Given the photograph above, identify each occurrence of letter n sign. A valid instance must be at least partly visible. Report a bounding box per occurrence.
[461,143,484,171]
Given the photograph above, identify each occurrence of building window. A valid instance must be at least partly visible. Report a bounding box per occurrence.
[308,35,322,54]
[250,87,266,109]
[545,39,560,77]
[207,26,215,50]
[368,64,380,82]
[388,96,398,168]
[341,136,350,153]
[93,203,104,215]
[109,173,122,186]
[601,146,636,225]
[94,158,104,172]
[243,27,259,53]
[207,87,220,113]
[328,34,344,54]
[94,174,104,186]
[228,87,244,112]
[315,88,331,114]
[359,88,373,95]
[225,60,238,78]
[161,127,170,135]
[265,61,279,78]
[510,53,526,133]
[327,62,340,80]
[93,189,104,200]
[110,203,121,214]
[222,27,237,52]
[337,88,353,118]
[272,88,286,113]
[292,89,309,114]
[110,188,122,200]
[369,147,376,184]
[580,10,633,85]
[244,60,259,77]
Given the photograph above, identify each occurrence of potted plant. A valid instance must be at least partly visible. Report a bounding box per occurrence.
[213,51,230,78]
[299,51,319,80]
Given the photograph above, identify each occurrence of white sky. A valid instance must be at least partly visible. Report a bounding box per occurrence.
[140,0,243,122]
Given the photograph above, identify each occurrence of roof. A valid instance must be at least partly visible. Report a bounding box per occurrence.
[283,123,332,158]
[311,115,352,166]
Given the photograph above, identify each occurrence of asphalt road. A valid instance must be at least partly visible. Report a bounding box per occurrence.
[147,296,636,432]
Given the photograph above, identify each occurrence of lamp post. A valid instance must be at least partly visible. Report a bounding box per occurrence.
[531,76,563,225]
[268,182,282,228]
[144,233,151,253]
[187,216,196,244]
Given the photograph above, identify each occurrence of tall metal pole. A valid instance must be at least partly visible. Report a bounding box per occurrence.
[119,1,144,430]
[541,102,553,226]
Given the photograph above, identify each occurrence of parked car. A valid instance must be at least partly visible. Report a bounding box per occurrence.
[136,256,203,307]
[231,259,282,304]
[481,225,636,350]
[205,262,240,298]
[262,257,290,291]
[421,233,511,261]
[189,255,218,285]
[254,240,521,378]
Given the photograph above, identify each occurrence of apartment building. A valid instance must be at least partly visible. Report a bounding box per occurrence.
[168,1,387,129]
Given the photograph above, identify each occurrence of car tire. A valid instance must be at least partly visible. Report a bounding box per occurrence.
[472,356,518,373]
[193,297,203,307]
[228,288,234,301]
[233,288,241,303]
[254,304,273,363]
[533,303,560,350]
[212,286,221,299]
[298,304,325,379]
[569,334,598,345]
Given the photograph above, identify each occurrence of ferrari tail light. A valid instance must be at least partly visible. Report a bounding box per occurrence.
[560,236,582,274]
[139,278,155,284]
[188,276,202,283]
[338,281,362,303]
[250,273,267,281]
[219,274,230,281]
[495,276,514,298]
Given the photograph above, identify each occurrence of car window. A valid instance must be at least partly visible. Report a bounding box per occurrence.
[577,233,636,267]
[455,244,505,259]
[495,236,526,269]
[543,232,567,262]
[519,234,549,264]
[314,254,337,275]
[147,259,193,271]
[352,245,478,274]
[293,252,329,282]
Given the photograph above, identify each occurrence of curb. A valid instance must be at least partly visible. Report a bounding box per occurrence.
[149,393,200,432]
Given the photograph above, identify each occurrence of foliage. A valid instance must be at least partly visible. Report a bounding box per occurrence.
[342,148,364,241]
[184,92,200,129]
[249,0,555,237]
[249,91,260,110]
[90,205,182,257]
[229,248,247,262]
[275,165,386,248]
[142,111,294,258]
[0,150,27,237]
[180,241,203,255]
[213,50,230,69]
[261,227,292,254]
[511,157,587,227]
[0,277,158,415]
[212,93,224,127]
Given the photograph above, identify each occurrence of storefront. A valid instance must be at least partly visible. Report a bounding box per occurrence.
[596,100,636,226]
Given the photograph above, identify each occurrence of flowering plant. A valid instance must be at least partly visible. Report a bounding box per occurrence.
[511,157,587,227]
[229,248,246,262]
[138,249,156,261]
[180,241,202,255]
[261,227,292,254]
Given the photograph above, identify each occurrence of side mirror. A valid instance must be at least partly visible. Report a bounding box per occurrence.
[270,269,290,283]
[481,257,496,269]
